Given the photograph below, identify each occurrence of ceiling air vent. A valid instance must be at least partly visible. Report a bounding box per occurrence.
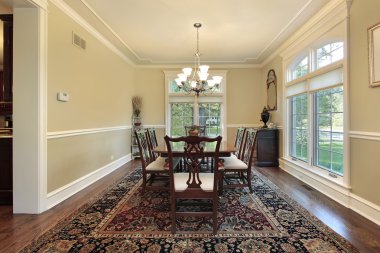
[72,32,86,50]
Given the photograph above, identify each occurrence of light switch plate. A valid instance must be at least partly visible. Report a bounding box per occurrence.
[57,92,70,102]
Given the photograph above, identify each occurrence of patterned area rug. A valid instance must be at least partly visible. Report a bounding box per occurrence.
[22,168,359,252]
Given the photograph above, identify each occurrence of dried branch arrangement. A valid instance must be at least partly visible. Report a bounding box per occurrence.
[132,96,142,117]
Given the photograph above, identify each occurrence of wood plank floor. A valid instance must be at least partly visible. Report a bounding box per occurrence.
[0,160,379,252]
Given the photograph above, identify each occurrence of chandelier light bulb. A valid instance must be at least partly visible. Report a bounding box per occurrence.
[199,65,209,74]
[207,79,215,87]
[198,72,209,81]
[178,73,187,82]
[191,81,197,88]
[175,78,183,86]
[212,76,223,84]
[182,67,192,76]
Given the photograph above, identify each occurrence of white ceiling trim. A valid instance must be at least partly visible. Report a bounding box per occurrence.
[80,0,262,65]
[73,0,328,66]
[78,0,141,62]
[49,0,136,66]
[253,0,314,61]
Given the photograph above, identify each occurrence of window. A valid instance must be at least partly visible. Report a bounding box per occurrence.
[165,71,227,138]
[314,86,344,175]
[290,94,308,162]
[171,103,193,136]
[199,103,221,137]
[316,42,344,69]
[292,57,308,80]
[285,42,345,178]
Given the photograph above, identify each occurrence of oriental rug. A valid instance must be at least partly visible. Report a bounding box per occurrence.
[22,168,359,253]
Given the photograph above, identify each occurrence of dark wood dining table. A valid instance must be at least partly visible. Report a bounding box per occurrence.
[153,141,236,157]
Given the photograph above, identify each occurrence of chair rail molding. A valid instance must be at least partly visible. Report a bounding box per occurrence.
[349,130,380,142]
[47,126,131,139]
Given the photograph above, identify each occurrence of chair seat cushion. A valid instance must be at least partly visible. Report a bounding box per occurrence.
[222,156,248,170]
[146,156,180,171]
[174,173,214,192]
[146,157,167,171]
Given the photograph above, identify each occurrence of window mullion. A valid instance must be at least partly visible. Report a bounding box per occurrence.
[308,92,314,166]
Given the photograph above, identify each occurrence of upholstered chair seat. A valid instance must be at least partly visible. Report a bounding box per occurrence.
[174,173,214,192]
[221,156,248,170]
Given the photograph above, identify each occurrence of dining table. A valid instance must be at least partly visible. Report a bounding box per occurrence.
[153,141,236,158]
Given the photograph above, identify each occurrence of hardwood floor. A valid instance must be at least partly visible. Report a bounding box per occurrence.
[0,161,379,252]
[256,167,380,253]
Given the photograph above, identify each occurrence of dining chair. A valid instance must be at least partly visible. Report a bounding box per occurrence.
[219,128,257,193]
[233,127,246,159]
[147,128,159,160]
[135,129,177,192]
[164,135,222,235]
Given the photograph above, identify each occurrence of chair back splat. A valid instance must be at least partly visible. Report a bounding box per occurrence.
[234,127,246,159]
[147,128,159,160]
[164,135,222,234]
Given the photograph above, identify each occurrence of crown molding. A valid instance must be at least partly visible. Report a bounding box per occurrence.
[49,0,135,66]
[280,0,347,61]
[29,0,48,9]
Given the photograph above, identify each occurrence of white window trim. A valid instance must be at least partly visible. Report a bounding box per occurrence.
[281,4,350,189]
[163,70,228,139]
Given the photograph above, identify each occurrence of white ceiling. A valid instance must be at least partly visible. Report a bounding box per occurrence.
[66,0,330,66]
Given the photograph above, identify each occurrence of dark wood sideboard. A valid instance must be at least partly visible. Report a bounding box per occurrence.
[254,128,279,167]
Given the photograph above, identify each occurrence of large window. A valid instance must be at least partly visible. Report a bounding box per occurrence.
[316,42,344,69]
[290,94,308,162]
[292,57,308,80]
[165,71,227,138]
[286,42,345,177]
[314,86,344,175]
[171,103,193,136]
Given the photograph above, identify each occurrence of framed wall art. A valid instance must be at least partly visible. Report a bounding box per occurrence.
[266,69,277,111]
[368,22,380,87]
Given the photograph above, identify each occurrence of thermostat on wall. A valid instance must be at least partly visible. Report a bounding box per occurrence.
[57,92,70,102]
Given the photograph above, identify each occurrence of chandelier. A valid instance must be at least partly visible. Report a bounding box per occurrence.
[175,23,223,96]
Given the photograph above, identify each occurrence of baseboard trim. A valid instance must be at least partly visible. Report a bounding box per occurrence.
[46,154,131,210]
[349,193,380,226]
[279,158,380,226]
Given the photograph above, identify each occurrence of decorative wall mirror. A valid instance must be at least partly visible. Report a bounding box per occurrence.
[368,22,380,87]
[266,69,277,111]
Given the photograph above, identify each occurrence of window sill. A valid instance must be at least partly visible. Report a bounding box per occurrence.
[281,157,351,191]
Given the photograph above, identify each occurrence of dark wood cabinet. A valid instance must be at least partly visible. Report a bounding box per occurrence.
[0,138,12,205]
[254,128,279,167]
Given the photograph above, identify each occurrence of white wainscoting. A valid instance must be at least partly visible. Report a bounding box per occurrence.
[46,126,132,210]
[279,158,380,226]
[46,154,132,209]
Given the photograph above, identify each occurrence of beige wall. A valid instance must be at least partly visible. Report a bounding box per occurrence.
[227,68,264,125]
[48,4,134,131]
[47,4,134,192]
[349,0,380,205]
[134,69,166,125]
